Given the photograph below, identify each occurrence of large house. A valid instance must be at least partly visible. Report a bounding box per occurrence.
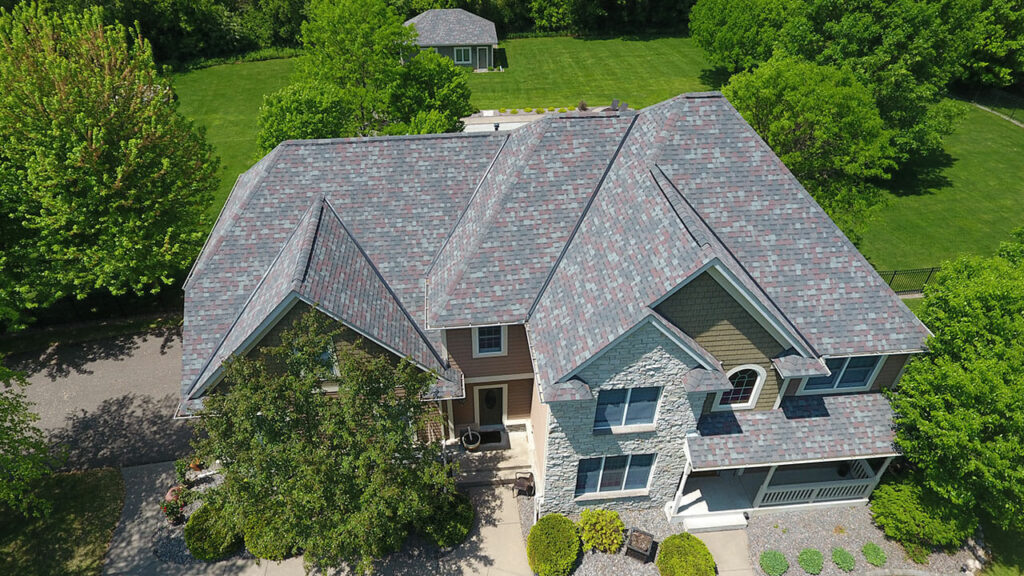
[178,93,929,531]
[405,8,498,69]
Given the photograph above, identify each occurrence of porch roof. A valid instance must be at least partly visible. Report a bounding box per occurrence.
[687,394,898,470]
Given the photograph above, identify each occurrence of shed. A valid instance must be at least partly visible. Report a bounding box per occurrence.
[405,8,498,70]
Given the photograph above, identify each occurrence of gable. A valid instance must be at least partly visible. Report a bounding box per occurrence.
[577,322,703,390]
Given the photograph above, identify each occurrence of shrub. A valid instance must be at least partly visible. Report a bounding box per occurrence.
[243,512,299,561]
[832,548,855,572]
[558,108,567,113]
[184,501,243,561]
[870,475,976,552]
[174,458,191,486]
[547,106,556,111]
[797,549,823,574]
[903,542,931,565]
[160,499,185,524]
[524,107,533,112]
[760,550,789,576]
[657,533,716,576]
[578,100,588,110]
[527,514,580,576]
[578,508,624,553]
[499,108,507,113]
[535,108,545,114]
[861,542,887,567]
[420,491,475,548]
[510,109,520,114]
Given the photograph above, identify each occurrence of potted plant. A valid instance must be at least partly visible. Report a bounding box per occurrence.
[461,429,481,451]
[160,497,185,525]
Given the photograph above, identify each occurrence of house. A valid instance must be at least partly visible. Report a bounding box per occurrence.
[405,8,498,69]
[178,92,930,531]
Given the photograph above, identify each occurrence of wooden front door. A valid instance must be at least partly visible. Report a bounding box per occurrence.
[476,386,504,427]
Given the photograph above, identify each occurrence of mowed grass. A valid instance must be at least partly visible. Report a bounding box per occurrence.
[0,469,125,576]
[174,58,296,215]
[468,36,709,110]
[859,105,1024,270]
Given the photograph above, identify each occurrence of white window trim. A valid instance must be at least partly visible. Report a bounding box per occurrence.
[711,364,767,412]
[592,387,662,431]
[472,325,507,358]
[473,383,507,428]
[796,355,887,395]
[574,454,657,500]
[453,46,471,64]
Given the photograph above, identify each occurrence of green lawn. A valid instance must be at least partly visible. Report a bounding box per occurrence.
[468,36,709,110]
[174,58,296,215]
[0,469,125,576]
[859,105,1024,270]
[984,522,1024,576]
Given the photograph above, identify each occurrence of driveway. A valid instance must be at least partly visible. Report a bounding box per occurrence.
[10,326,192,469]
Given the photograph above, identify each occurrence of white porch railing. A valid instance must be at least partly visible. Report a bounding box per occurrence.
[759,478,875,506]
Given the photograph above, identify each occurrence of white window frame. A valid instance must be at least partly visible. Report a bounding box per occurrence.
[453,46,472,65]
[472,325,507,358]
[796,355,887,395]
[592,387,662,432]
[711,364,767,412]
[574,454,657,500]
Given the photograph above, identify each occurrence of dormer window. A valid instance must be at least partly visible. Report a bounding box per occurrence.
[799,356,883,393]
[472,325,507,357]
[712,365,766,411]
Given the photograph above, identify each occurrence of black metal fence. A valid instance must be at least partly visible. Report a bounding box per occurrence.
[963,87,1024,124]
[877,267,939,294]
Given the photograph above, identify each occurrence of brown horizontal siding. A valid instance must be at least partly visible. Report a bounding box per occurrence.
[872,354,911,391]
[446,325,534,379]
[656,272,787,412]
[451,378,534,427]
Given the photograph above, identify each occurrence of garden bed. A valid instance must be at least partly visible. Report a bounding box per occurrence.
[747,505,979,576]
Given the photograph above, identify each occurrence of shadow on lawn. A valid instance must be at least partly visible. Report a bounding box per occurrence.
[885,148,956,197]
[699,66,733,90]
[49,392,192,470]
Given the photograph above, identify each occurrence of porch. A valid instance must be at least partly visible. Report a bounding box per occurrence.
[666,458,891,532]
[446,425,534,487]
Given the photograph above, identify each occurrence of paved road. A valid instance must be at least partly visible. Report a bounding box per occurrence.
[10,326,192,470]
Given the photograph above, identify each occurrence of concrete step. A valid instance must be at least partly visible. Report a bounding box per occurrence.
[455,467,526,487]
[682,512,748,533]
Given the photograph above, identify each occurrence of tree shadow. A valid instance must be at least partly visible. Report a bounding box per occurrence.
[9,324,181,381]
[699,67,733,90]
[884,148,956,198]
[48,392,192,470]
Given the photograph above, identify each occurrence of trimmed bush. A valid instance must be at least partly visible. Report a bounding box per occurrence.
[510,109,520,114]
[861,542,887,567]
[656,533,716,576]
[527,514,580,576]
[760,550,789,576]
[420,491,475,548]
[499,108,507,113]
[184,501,242,561]
[832,548,855,572]
[558,108,567,113]
[547,106,556,111]
[797,549,823,574]
[578,508,624,553]
[243,512,299,561]
[870,475,976,554]
[524,107,533,112]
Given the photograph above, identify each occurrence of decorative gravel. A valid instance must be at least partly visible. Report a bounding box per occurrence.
[747,505,979,576]
[152,470,249,566]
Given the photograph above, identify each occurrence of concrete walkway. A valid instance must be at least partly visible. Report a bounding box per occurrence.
[104,461,530,576]
[699,530,757,576]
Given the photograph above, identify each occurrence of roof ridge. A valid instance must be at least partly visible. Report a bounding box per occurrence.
[525,114,640,320]
[320,199,449,370]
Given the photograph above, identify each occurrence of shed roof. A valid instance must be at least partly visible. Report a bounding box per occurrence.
[405,9,498,47]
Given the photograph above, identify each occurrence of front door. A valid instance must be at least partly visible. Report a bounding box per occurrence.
[477,47,488,69]
[477,386,503,427]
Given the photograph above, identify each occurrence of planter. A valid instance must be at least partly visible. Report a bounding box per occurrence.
[625,527,654,562]
[165,484,184,502]
[461,430,481,451]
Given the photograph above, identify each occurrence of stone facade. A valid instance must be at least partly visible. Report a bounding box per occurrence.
[538,321,703,515]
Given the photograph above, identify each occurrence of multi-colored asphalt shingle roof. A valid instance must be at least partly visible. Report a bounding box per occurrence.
[181,93,930,413]
[405,9,498,47]
[687,394,899,469]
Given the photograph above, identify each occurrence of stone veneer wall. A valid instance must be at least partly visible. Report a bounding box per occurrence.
[539,322,703,515]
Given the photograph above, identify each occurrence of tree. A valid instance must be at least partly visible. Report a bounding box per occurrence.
[0,4,217,328]
[190,309,455,573]
[391,49,475,126]
[690,0,795,73]
[256,83,357,154]
[722,55,896,238]
[958,0,1024,87]
[0,359,52,517]
[890,228,1024,533]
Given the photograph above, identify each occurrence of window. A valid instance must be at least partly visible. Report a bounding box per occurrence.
[454,47,471,64]
[575,454,656,496]
[802,356,883,392]
[713,365,766,411]
[472,325,506,357]
[593,387,661,430]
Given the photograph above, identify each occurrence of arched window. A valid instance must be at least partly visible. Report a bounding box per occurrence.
[714,365,766,411]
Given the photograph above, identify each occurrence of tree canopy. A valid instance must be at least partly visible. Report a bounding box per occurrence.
[0,360,52,517]
[890,228,1024,533]
[0,3,217,328]
[723,55,895,237]
[190,309,455,573]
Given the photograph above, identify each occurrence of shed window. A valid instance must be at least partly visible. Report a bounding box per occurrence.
[454,47,471,64]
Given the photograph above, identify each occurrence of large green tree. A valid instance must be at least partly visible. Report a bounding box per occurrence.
[0,4,217,327]
[959,0,1024,87]
[190,310,454,573]
[0,360,52,517]
[890,228,1024,533]
[723,55,895,238]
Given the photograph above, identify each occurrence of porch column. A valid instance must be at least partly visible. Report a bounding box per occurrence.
[752,465,778,508]
[867,456,894,493]
[671,459,693,514]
